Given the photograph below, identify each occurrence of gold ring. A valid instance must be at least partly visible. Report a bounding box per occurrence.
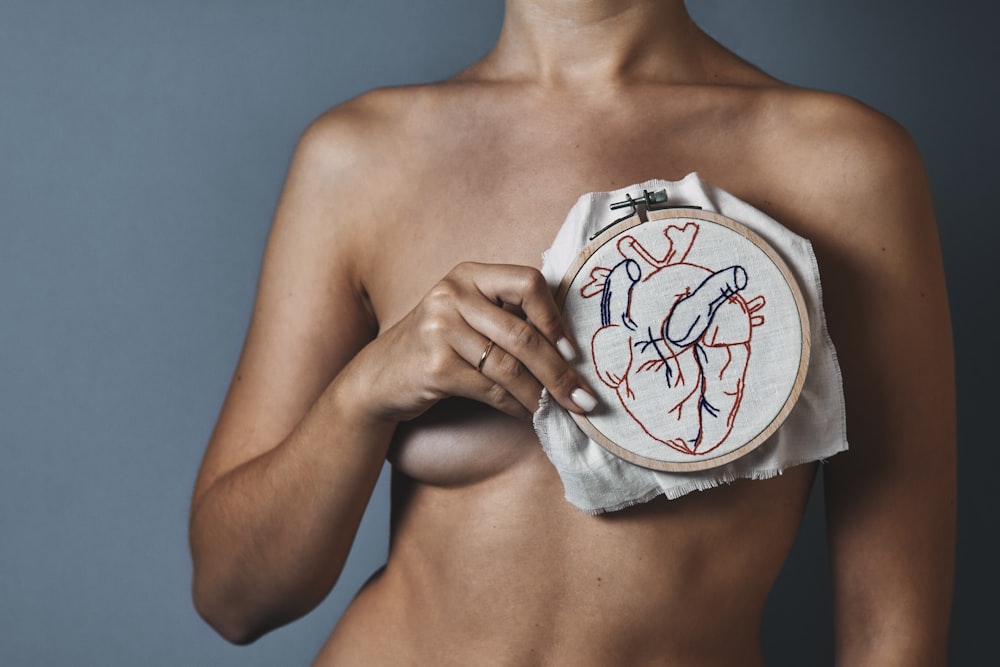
[477,339,495,372]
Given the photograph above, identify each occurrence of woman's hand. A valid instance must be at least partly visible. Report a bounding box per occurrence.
[354,261,598,424]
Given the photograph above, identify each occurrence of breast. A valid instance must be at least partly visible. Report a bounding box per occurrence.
[387,398,543,487]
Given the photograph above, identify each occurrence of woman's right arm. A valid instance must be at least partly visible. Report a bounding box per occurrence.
[188,107,592,644]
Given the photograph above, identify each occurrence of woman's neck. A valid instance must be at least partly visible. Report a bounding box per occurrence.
[479,0,713,86]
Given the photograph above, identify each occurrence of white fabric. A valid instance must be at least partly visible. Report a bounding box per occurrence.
[533,173,848,514]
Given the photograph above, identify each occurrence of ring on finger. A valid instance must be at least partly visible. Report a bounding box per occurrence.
[477,339,495,372]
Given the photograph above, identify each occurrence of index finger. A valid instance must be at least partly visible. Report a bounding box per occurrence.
[460,262,578,363]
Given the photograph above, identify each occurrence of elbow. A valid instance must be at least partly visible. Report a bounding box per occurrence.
[190,554,324,645]
[207,620,263,647]
[189,517,274,644]
[188,507,344,644]
[191,569,269,646]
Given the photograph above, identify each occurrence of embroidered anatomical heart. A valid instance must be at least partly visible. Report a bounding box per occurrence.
[559,210,809,471]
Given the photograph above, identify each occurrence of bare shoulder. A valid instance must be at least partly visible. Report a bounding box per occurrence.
[303,82,465,160]
[278,83,458,264]
[293,87,414,188]
[749,86,949,385]
[752,88,947,347]
[752,88,930,238]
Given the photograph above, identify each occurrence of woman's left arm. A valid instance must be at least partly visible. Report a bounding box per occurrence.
[803,103,956,666]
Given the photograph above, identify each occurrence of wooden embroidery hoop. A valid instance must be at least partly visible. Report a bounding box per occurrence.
[556,206,812,472]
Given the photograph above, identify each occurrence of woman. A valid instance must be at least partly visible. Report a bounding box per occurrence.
[189,1,955,664]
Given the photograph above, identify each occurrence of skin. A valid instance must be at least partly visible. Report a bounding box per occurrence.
[189,1,956,664]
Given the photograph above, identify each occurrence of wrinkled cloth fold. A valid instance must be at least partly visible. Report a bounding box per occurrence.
[533,173,848,514]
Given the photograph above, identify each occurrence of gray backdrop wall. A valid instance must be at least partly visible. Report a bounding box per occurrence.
[1,1,995,664]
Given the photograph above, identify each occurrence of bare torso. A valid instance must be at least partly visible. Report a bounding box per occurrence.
[312,78,829,665]
[190,0,955,667]
[188,6,954,663]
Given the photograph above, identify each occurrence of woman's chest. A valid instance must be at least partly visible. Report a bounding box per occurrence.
[359,121,784,486]
[361,141,765,332]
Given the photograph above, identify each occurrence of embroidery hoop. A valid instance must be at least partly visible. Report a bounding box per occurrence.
[556,205,811,472]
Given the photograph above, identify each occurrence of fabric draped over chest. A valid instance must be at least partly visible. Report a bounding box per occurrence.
[532,173,848,514]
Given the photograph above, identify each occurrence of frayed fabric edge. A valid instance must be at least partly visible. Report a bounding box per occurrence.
[570,488,665,516]
[567,454,842,515]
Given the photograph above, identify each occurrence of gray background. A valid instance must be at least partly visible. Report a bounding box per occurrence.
[1,1,995,664]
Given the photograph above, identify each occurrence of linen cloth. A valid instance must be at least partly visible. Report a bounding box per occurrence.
[533,173,848,514]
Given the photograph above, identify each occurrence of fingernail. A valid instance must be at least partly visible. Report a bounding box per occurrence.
[556,337,576,362]
[571,387,598,413]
